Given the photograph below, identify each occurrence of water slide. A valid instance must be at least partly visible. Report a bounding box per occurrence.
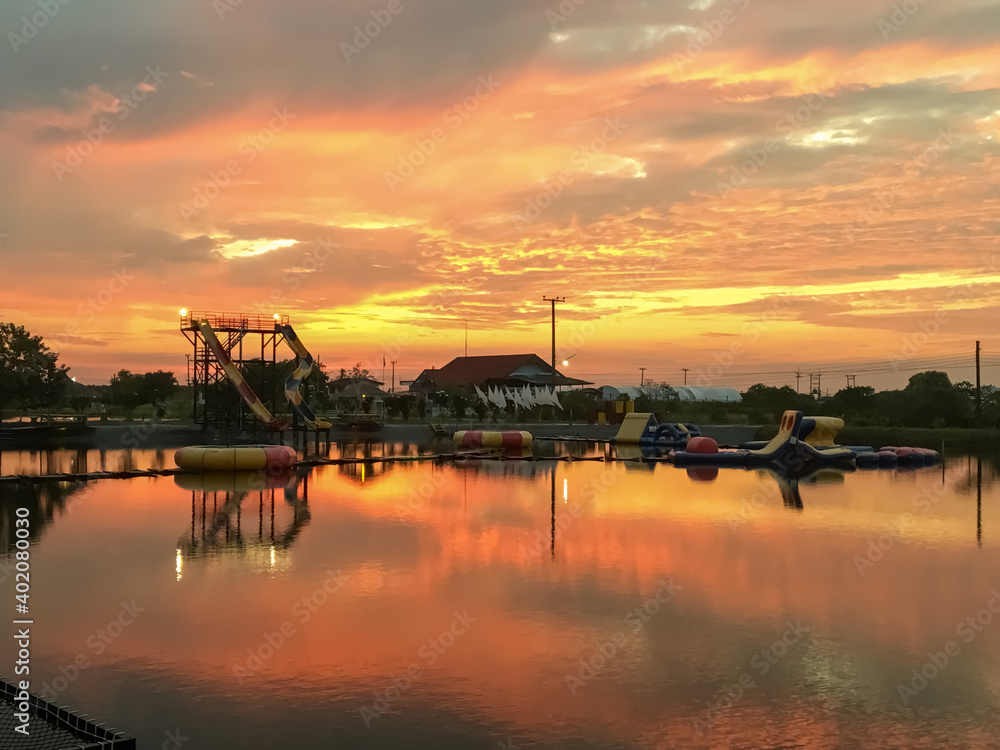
[197,320,290,432]
[276,323,332,430]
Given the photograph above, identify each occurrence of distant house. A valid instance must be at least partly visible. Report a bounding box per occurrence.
[408,354,591,394]
[328,375,390,415]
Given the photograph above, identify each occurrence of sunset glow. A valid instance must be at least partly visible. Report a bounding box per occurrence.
[2,0,999,389]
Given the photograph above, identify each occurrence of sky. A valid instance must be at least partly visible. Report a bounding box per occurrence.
[1,0,999,391]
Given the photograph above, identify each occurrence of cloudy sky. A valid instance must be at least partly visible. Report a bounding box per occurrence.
[1,0,999,389]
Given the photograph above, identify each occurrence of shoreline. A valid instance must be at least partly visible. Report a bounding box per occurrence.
[0,420,762,450]
[4,420,997,452]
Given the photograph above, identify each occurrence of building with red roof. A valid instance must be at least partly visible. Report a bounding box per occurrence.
[407,354,590,394]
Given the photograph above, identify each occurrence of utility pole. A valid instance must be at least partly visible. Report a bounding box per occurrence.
[976,340,982,426]
[465,319,468,357]
[809,372,822,398]
[846,374,856,389]
[639,367,647,386]
[682,368,689,386]
[542,296,566,395]
[795,368,802,393]
[391,360,397,393]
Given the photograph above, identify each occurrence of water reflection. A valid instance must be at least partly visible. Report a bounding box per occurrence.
[3,446,1000,749]
[174,471,309,574]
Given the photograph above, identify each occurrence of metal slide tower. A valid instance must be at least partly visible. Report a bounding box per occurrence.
[180,311,288,431]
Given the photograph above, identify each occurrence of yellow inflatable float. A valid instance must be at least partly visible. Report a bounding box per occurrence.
[174,445,297,472]
[453,431,532,450]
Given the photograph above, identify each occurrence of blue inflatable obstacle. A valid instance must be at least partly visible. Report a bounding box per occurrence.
[672,410,857,472]
[613,413,702,449]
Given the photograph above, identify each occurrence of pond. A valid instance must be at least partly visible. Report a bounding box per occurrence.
[1,446,999,749]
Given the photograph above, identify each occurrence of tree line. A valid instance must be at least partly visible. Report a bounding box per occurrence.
[3,322,997,428]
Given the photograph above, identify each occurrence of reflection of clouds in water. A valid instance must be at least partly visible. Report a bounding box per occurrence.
[5,446,1000,747]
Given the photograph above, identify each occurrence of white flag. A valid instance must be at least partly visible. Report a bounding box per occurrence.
[490,386,506,409]
[474,384,488,404]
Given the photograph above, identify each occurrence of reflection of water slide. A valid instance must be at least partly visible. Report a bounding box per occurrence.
[174,470,310,571]
[276,323,331,430]
[197,319,289,432]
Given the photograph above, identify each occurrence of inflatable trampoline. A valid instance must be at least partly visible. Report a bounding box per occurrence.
[453,431,533,450]
[174,444,297,472]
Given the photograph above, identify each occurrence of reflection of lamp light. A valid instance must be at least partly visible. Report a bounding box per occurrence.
[563,478,568,503]
[175,548,183,581]
[179,308,187,317]
[269,545,276,568]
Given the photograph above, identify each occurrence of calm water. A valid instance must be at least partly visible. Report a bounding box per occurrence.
[2,446,1000,749]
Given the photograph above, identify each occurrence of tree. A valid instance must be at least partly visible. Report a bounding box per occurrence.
[0,323,70,411]
[138,370,178,405]
[640,381,679,403]
[109,370,178,417]
[905,371,953,392]
[830,386,875,414]
[109,370,145,413]
[349,363,373,381]
[899,371,971,427]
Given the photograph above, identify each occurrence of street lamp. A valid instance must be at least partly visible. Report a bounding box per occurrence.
[542,296,566,395]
